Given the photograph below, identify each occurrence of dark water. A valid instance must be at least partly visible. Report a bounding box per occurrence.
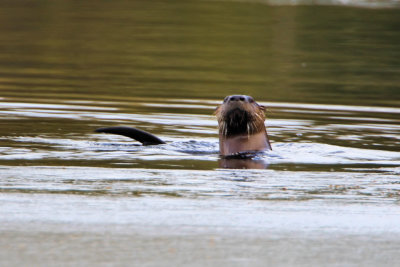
[1,1,400,266]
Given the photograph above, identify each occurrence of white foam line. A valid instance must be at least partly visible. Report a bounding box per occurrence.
[211,0,400,9]
[262,102,400,114]
[0,102,117,111]
[170,98,400,114]
[142,103,215,109]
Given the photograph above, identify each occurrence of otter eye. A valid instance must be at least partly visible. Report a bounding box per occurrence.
[223,97,229,103]
[248,97,254,103]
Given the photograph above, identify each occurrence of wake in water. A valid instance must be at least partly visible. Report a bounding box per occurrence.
[0,98,399,169]
[2,136,399,170]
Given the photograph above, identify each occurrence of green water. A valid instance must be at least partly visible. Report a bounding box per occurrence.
[1,1,400,105]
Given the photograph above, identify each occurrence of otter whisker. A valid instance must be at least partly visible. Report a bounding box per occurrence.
[222,121,227,136]
[254,112,263,121]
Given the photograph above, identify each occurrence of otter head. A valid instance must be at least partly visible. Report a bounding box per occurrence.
[215,95,271,156]
[215,95,266,137]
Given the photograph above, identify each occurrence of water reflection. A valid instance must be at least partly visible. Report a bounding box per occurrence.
[219,158,269,169]
[1,1,400,107]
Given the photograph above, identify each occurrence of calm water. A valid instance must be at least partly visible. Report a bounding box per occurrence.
[1,0,400,266]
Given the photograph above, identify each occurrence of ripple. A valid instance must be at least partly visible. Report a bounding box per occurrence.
[0,166,399,204]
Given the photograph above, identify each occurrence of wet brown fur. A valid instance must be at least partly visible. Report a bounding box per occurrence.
[215,95,271,156]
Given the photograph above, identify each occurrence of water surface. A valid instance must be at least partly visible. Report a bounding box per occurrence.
[1,0,400,266]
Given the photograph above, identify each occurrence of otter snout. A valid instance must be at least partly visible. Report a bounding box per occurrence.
[224,95,254,103]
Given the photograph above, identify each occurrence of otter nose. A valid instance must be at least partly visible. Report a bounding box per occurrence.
[229,95,246,102]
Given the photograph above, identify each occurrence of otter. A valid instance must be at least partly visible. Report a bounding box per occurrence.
[215,95,272,157]
[95,95,271,157]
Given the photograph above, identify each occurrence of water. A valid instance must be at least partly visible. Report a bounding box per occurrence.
[1,1,400,266]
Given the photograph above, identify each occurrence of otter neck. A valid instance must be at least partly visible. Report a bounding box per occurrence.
[219,130,271,156]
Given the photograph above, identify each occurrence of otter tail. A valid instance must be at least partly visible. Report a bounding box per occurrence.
[95,126,165,146]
